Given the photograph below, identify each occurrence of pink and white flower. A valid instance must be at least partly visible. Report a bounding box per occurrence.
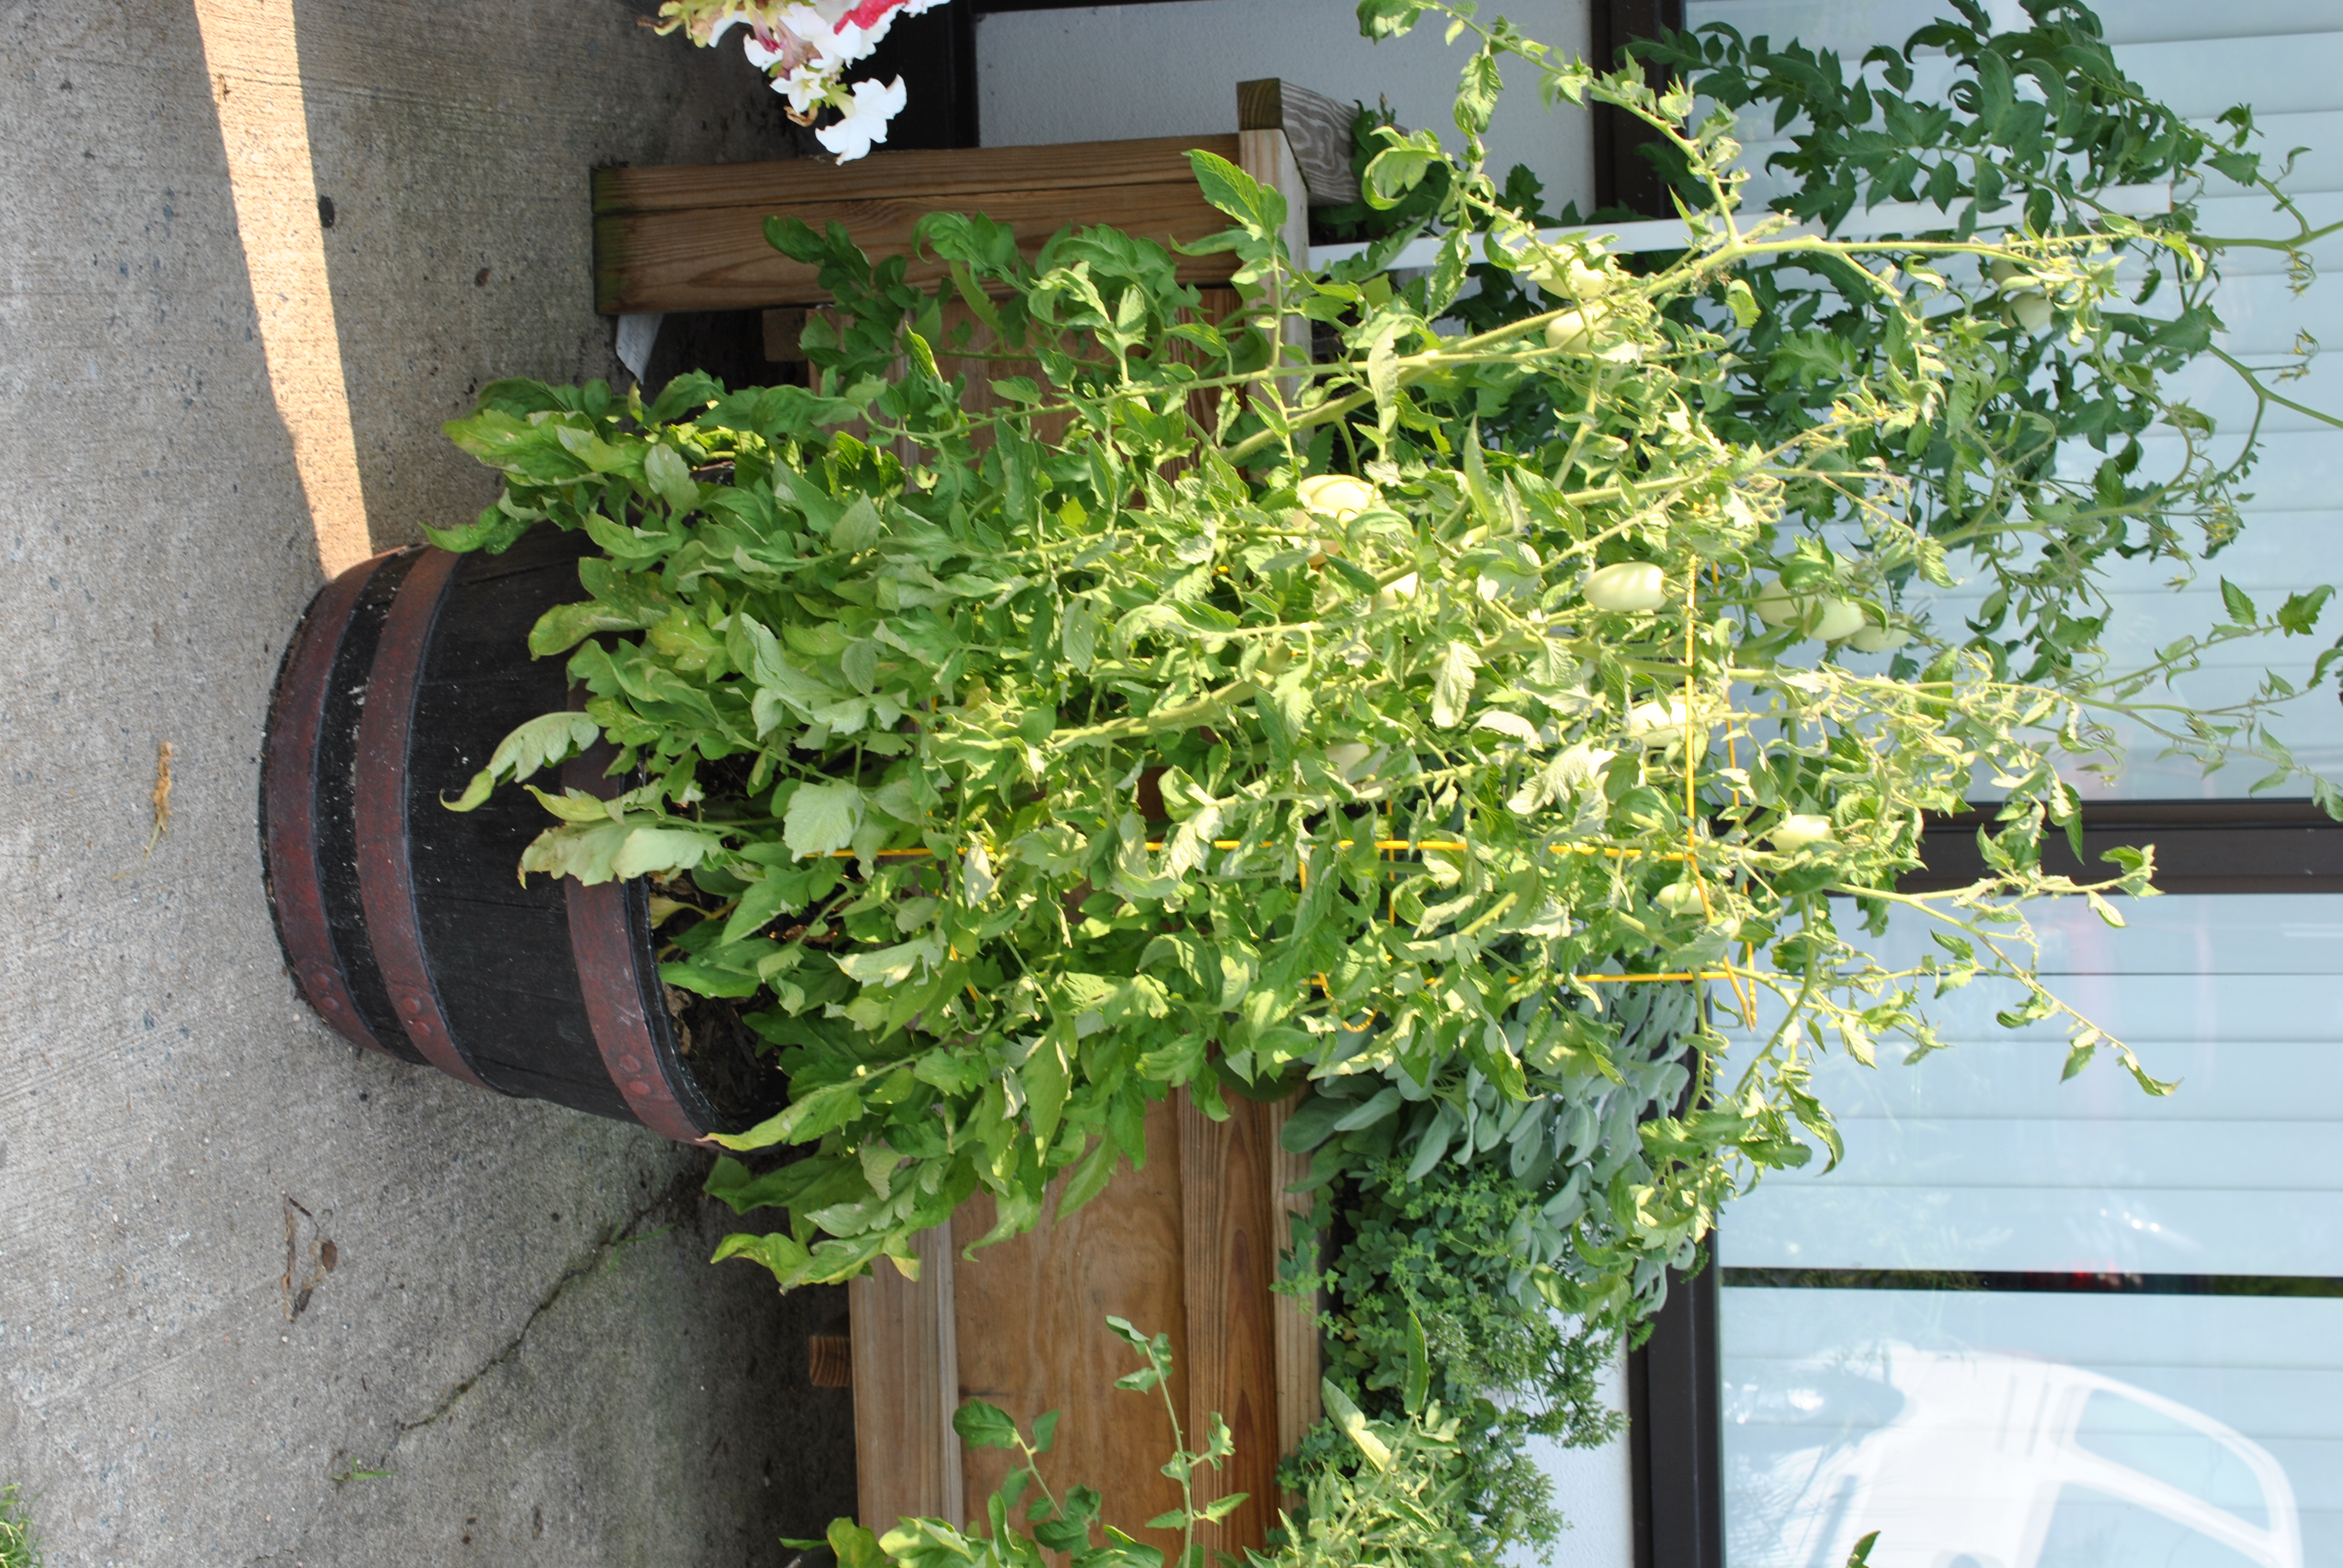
[651,0,948,160]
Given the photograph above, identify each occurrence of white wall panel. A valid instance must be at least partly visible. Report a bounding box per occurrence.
[1693,0,2343,803]
[976,0,1596,216]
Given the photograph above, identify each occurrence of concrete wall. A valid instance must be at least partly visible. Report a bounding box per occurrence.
[0,4,853,1563]
[977,0,1596,218]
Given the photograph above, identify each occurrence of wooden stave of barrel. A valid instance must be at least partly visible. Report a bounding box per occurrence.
[258,524,781,1142]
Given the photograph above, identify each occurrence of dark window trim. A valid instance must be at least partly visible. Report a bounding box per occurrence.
[1591,0,1686,217]
[1905,798,2343,895]
[1628,1258,1722,1568]
[1634,800,2343,1563]
[1723,1267,2343,1298]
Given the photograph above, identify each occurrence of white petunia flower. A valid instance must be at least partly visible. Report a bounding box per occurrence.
[775,64,828,116]
[815,74,907,162]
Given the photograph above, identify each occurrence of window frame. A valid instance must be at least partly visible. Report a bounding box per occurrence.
[1631,799,2343,1564]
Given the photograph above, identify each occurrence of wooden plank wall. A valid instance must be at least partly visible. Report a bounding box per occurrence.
[849,1221,964,1533]
[954,1097,1192,1550]
[850,1089,1319,1555]
[593,136,1244,316]
[1178,1096,1285,1558]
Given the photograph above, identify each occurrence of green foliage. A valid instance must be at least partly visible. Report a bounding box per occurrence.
[1290,1164,1623,1553]
[1275,987,1693,1553]
[847,1319,1492,1568]
[443,0,2332,1439]
[0,1484,39,1568]
[1607,1,2342,703]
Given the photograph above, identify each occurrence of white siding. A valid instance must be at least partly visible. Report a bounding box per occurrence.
[976,0,1597,220]
[1694,0,2343,799]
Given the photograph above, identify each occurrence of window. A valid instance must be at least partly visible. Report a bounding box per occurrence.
[1625,6,2343,1565]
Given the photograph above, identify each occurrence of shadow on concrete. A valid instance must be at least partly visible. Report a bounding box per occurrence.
[0,4,853,1562]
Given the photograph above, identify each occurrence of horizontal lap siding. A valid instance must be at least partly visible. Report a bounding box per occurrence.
[1693,1,2343,797]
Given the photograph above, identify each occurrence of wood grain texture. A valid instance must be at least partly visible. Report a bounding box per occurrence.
[1262,1096,1323,1502]
[851,1225,965,1534]
[595,136,1246,315]
[952,1097,1190,1550]
[597,181,1242,315]
[1179,1095,1282,1558]
[1235,79,1362,207]
[594,136,1239,215]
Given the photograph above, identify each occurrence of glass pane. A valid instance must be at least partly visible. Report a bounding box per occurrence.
[1722,1288,2333,1567]
[1716,889,2343,1566]
[1721,896,2343,1278]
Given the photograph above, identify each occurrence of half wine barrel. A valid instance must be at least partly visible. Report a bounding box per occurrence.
[259,525,782,1142]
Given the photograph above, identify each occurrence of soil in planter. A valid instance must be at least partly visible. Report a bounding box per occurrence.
[663,984,791,1131]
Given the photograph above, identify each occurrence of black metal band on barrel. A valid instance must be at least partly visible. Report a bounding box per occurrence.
[262,553,393,1056]
[354,546,491,1088]
[563,734,708,1142]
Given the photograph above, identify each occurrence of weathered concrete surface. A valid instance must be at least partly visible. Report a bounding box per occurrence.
[0,3,853,1563]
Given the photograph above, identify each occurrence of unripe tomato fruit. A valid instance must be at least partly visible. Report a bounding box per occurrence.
[1583,561,1666,612]
[1769,814,1833,852]
[1297,474,1377,522]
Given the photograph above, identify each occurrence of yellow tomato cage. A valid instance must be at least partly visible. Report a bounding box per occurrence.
[825,569,1761,1031]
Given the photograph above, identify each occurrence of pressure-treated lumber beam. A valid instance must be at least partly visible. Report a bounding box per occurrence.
[850,1224,965,1535]
[1262,1096,1323,1506]
[1237,126,1314,390]
[1236,78,1362,207]
[592,135,1241,315]
[952,1096,1193,1553]
[1180,1096,1286,1558]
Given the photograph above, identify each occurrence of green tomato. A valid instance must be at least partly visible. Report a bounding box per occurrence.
[1769,813,1833,852]
[1297,474,1377,523]
[1529,256,1613,300]
[1545,305,1612,353]
[1752,578,1804,628]
[1847,621,1912,653]
[1654,880,1706,915]
[1582,561,1667,613]
[1810,597,1866,643]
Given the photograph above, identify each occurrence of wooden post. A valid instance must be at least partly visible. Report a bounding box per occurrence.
[1179,1094,1284,1558]
[1236,79,1363,208]
[850,1224,965,1534]
[1236,126,1316,400]
[1261,1095,1323,1508]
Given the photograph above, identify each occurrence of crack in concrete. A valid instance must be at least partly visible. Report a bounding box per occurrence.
[385,1167,704,1448]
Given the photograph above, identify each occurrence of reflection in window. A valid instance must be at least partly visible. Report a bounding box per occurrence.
[2040,1486,2270,1568]
[2074,1391,2272,1532]
[1718,1290,2321,1568]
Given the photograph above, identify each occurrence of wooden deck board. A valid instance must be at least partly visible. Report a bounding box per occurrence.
[952,1096,1191,1548]
[593,135,1237,215]
[593,136,1243,314]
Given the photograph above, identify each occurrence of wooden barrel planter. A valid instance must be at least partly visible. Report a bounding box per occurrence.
[259,524,783,1142]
